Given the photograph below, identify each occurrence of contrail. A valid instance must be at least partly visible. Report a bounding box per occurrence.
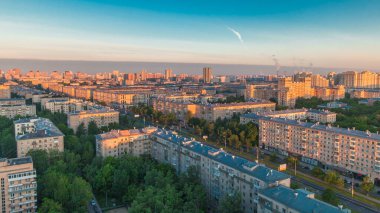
[227,26,244,44]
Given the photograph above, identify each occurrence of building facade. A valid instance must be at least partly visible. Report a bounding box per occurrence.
[96,127,157,157]
[0,157,37,213]
[240,109,336,124]
[14,118,64,157]
[0,85,11,99]
[67,108,119,132]
[258,117,380,180]
[0,104,36,119]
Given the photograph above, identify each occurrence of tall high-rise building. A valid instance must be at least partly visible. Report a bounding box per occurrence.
[165,69,173,80]
[203,67,212,83]
[0,156,37,213]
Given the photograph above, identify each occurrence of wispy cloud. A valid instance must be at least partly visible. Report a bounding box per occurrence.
[227,26,244,44]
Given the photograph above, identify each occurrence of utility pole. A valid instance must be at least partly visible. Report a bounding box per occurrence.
[256,146,259,163]
[294,160,297,176]
[351,174,354,197]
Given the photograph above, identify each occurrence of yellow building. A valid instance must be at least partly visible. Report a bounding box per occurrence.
[311,74,329,87]
[337,70,380,88]
[96,127,157,157]
[277,77,313,107]
[203,67,212,83]
[0,85,11,99]
[0,157,37,213]
[14,118,64,157]
[68,108,119,132]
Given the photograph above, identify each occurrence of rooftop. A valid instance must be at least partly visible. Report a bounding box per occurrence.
[1,156,33,166]
[153,129,290,184]
[259,116,380,140]
[260,185,350,213]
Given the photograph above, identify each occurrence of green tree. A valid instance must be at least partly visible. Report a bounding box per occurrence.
[324,171,344,188]
[76,123,86,137]
[311,167,325,179]
[321,188,339,206]
[217,192,243,213]
[88,121,100,135]
[39,198,64,213]
[361,176,374,195]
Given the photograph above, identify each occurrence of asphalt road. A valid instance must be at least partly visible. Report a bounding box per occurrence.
[292,177,380,213]
[88,198,102,213]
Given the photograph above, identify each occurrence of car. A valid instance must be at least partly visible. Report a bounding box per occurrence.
[377,190,380,195]
[91,200,96,206]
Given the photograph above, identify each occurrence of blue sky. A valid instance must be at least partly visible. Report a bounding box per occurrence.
[1,0,380,69]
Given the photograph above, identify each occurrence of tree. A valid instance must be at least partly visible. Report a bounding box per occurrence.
[88,121,100,135]
[217,192,243,213]
[76,123,86,137]
[321,188,339,206]
[361,176,374,195]
[286,156,298,168]
[324,171,344,187]
[39,198,64,213]
[311,167,325,179]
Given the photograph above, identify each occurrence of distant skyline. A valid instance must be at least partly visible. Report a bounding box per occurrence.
[0,58,371,76]
[1,0,380,70]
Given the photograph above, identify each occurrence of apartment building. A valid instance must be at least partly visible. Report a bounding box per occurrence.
[336,71,380,89]
[14,117,64,157]
[153,95,275,121]
[74,86,95,100]
[240,109,336,124]
[95,127,157,157]
[258,185,350,213]
[258,117,380,180]
[245,84,278,101]
[349,89,380,99]
[277,77,313,107]
[0,85,11,99]
[41,98,91,114]
[93,89,152,108]
[314,85,345,101]
[0,156,37,213]
[311,74,329,88]
[277,75,345,107]
[0,104,36,119]
[67,107,119,132]
[151,129,290,213]
[0,99,25,106]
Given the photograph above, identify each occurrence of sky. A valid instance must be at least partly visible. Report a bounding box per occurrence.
[0,0,380,71]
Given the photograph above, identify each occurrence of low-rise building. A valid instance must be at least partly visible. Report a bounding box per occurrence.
[96,127,157,157]
[14,117,64,157]
[68,107,119,132]
[0,156,37,213]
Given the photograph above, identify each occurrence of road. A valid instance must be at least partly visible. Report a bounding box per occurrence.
[88,198,102,213]
[292,177,380,213]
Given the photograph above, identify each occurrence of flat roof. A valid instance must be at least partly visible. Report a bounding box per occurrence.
[260,185,350,213]
[259,116,380,141]
[153,130,290,184]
